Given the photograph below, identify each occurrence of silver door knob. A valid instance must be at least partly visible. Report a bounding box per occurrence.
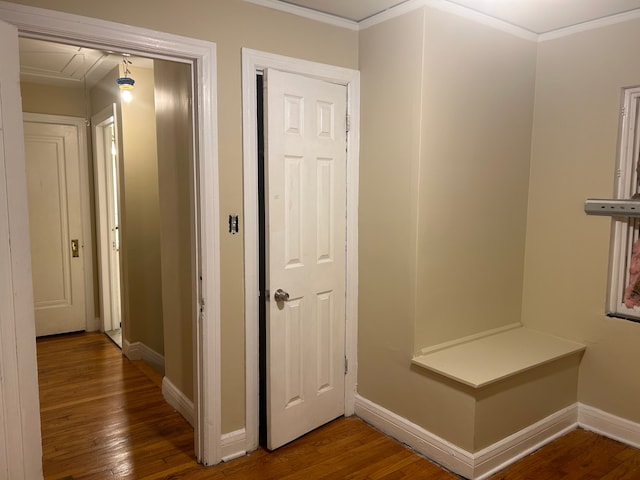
[274,289,290,302]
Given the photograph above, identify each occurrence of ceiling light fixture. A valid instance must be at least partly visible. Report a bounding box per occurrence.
[116,56,135,102]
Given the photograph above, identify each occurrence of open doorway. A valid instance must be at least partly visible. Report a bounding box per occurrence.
[0,7,221,471]
[92,106,122,347]
[20,31,194,438]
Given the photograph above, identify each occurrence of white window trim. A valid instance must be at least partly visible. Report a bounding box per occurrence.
[608,86,640,320]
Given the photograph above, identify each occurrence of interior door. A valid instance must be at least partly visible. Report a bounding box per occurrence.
[24,119,86,336]
[264,68,347,449]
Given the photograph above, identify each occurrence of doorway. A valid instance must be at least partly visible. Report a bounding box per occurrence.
[242,48,360,452]
[92,106,122,347]
[0,4,222,469]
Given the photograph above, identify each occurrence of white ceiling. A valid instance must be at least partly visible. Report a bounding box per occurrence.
[19,38,151,88]
[278,0,640,33]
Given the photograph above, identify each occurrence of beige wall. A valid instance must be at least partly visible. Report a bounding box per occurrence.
[118,65,164,355]
[8,0,358,433]
[91,65,165,355]
[523,18,640,424]
[358,7,539,451]
[154,59,194,401]
[17,0,640,454]
[20,81,85,117]
[416,8,536,347]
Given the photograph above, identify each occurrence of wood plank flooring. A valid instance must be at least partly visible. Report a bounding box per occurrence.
[37,332,640,479]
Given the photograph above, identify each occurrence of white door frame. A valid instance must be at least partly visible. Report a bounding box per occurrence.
[91,105,122,334]
[241,48,360,452]
[23,112,97,333]
[0,1,222,467]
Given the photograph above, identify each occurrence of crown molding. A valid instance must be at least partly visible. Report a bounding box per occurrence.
[538,8,640,42]
[244,0,640,44]
[242,0,359,31]
[360,0,537,42]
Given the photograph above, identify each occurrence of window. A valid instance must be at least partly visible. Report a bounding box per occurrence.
[608,86,640,321]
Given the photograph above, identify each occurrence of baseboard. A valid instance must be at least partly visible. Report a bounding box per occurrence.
[354,395,580,479]
[578,403,640,449]
[221,429,247,462]
[473,404,577,479]
[162,376,195,427]
[122,339,165,375]
[354,395,475,478]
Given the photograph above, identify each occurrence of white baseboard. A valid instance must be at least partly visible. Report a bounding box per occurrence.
[221,429,247,462]
[354,395,579,479]
[355,395,475,478]
[578,403,640,449]
[122,339,165,375]
[162,376,195,427]
[473,405,577,479]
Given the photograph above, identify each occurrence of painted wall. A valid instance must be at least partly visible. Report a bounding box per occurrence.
[358,6,539,451]
[7,0,358,434]
[21,82,85,117]
[19,0,640,456]
[416,8,536,347]
[118,65,164,356]
[91,65,165,356]
[522,17,640,424]
[154,59,195,401]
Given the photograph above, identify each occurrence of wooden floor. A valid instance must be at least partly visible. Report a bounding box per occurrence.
[37,332,640,480]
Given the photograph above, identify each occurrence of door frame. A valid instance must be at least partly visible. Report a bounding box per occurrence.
[241,48,360,452]
[91,105,122,334]
[23,112,96,333]
[0,2,222,467]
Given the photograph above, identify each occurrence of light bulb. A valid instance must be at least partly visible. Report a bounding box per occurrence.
[121,89,132,103]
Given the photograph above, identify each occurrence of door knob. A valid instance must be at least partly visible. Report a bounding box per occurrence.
[274,289,290,302]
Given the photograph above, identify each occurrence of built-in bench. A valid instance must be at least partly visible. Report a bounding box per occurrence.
[412,324,586,389]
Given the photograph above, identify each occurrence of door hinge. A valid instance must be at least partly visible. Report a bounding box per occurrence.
[346,114,351,133]
[344,356,348,375]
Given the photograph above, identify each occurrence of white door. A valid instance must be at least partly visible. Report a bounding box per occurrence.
[264,68,347,449]
[24,120,86,336]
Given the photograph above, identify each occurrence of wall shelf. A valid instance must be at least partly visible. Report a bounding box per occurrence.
[584,198,640,218]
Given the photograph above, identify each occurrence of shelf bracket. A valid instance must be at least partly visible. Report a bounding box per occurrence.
[584,198,640,218]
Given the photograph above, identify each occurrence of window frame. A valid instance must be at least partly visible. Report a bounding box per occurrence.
[607,86,640,321]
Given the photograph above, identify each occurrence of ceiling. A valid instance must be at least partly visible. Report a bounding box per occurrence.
[19,38,150,88]
[278,0,640,33]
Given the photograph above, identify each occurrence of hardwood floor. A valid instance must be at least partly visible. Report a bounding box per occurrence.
[37,332,640,479]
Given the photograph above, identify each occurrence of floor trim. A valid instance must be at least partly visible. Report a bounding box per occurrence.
[162,376,195,427]
[578,402,640,449]
[221,429,247,462]
[355,395,640,479]
[123,339,165,375]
